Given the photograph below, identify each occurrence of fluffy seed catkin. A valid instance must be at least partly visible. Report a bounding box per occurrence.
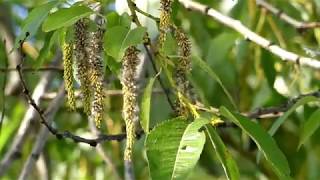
[121,46,140,162]
[159,0,173,49]
[74,19,92,115]
[173,28,195,116]
[88,28,105,128]
[63,43,76,110]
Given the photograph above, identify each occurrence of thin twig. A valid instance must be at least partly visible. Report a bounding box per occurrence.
[178,0,320,70]
[0,66,63,72]
[0,51,59,177]
[195,90,320,127]
[256,0,320,30]
[131,2,159,22]
[246,90,320,119]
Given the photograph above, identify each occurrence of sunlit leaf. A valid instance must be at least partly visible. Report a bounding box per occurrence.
[15,0,59,47]
[42,5,93,32]
[146,117,208,180]
[104,26,146,61]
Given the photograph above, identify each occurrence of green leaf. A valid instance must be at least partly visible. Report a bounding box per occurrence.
[192,56,237,110]
[104,26,146,61]
[15,0,59,47]
[42,5,93,32]
[205,125,240,180]
[140,77,156,134]
[268,96,319,136]
[299,109,320,149]
[106,12,131,28]
[35,29,61,67]
[220,107,291,179]
[146,118,208,180]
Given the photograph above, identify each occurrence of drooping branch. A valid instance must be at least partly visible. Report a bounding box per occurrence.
[256,0,320,30]
[18,85,65,180]
[0,52,59,177]
[178,0,320,70]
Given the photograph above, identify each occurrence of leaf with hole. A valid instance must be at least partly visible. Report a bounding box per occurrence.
[146,117,208,180]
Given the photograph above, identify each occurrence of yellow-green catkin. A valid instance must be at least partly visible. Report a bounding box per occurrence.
[121,46,140,162]
[159,0,173,49]
[74,19,92,115]
[63,43,76,110]
[174,28,194,117]
[88,28,105,128]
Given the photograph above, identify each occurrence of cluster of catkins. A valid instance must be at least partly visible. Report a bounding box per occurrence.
[63,18,105,127]
[159,0,195,117]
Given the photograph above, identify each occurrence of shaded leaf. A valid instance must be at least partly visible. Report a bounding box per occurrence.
[299,109,320,149]
[268,96,319,136]
[42,5,93,32]
[106,12,131,28]
[35,29,61,67]
[104,26,146,61]
[140,77,156,134]
[205,125,240,180]
[220,107,291,179]
[146,118,208,180]
[192,56,237,110]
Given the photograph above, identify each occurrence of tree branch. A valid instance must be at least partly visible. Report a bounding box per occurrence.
[256,0,320,30]
[178,0,320,70]
[18,85,65,180]
[0,66,63,72]
[0,53,59,177]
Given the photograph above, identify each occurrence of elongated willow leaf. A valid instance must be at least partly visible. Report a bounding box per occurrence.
[299,109,320,149]
[140,77,157,134]
[220,107,291,179]
[205,124,240,180]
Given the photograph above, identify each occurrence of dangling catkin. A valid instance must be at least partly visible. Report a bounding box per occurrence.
[159,0,173,49]
[88,28,105,128]
[121,46,140,162]
[74,19,92,115]
[63,42,76,110]
[173,28,195,117]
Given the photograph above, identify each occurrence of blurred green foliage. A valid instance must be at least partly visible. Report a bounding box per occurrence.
[0,0,320,179]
